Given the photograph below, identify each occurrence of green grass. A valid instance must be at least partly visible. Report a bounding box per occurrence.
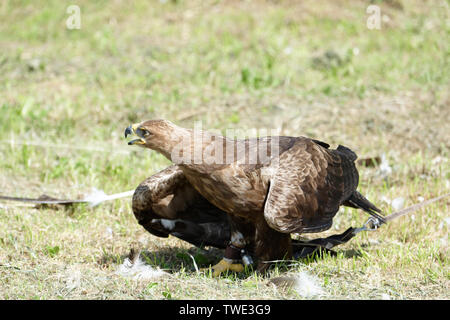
[0,0,449,299]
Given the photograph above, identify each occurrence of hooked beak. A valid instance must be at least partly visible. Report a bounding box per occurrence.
[125,124,145,145]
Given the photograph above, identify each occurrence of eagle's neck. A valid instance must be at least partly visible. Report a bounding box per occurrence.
[162,128,230,166]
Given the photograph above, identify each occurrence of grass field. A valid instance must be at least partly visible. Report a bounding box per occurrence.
[0,0,449,299]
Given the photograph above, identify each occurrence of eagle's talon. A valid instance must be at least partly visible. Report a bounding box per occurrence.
[201,258,244,277]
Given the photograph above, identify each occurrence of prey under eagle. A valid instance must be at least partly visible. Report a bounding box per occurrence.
[125,119,385,276]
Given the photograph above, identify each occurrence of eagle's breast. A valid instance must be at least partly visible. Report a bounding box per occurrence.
[180,164,269,217]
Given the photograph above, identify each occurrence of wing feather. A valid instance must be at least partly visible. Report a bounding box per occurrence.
[264,138,359,234]
[132,165,231,248]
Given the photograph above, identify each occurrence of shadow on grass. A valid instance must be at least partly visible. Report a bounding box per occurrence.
[98,245,223,272]
[140,246,224,272]
[99,243,363,280]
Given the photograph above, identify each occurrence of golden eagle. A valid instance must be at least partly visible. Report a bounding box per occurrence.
[125,120,384,275]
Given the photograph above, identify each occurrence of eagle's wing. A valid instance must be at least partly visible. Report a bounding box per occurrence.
[264,139,359,234]
[132,165,230,249]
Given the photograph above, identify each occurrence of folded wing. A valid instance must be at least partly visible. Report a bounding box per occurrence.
[264,139,359,234]
[132,165,230,249]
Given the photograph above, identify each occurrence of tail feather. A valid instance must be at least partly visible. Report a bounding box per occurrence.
[336,145,357,161]
[344,191,386,223]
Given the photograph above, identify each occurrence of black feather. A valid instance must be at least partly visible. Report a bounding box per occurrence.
[336,145,357,161]
[344,191,386,223]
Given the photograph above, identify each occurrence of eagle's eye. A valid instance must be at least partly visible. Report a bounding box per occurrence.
[137,127,151,138]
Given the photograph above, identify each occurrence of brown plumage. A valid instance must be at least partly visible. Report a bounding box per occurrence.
[131,165,230,249]
[125,119,383,272]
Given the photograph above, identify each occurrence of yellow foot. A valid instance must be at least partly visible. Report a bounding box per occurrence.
[201,259,244,277]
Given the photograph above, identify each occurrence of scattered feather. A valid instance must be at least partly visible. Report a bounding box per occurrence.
[83,188,134,207]
[439,217,450,230]
[83,188,108,207]
[160,219,176,230]
[189,254,199,273]
[65,270,82,291]
[116,254,167,281]
[381,196,391,205]
[378,154,392,178]
[104,227,113,239]
[381,293,391,300]
[283,47,293,55]
[269,272,325,298]
[27,58,44,72]
[382,196,405,211]
[391,197,405,211]
[431,156,445,165]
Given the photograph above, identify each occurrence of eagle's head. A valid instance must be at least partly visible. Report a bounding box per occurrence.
[124,119,188,159]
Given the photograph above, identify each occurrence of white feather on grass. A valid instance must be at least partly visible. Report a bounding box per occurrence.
[381,293,392,300]
[381,196,405,211]
[378,154,392,178]
[83,188,135,207]
[116,255,167,281]
[65,270,82,291]
[438,217,450,231]
[269,271,325,298]
[391,197,405,211]
[104,226,113,239]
